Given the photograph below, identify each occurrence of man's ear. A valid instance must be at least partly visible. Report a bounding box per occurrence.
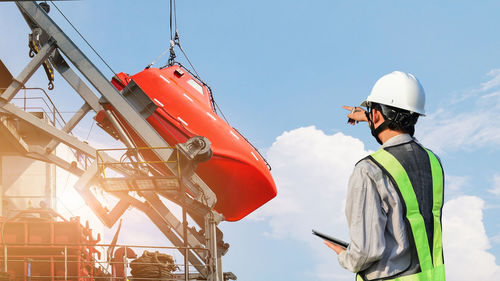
[371,108,384,124]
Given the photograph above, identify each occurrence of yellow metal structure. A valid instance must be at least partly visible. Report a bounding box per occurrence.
[96,147,183,192]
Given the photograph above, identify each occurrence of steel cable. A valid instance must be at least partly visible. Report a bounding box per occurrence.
[49,1,117,76]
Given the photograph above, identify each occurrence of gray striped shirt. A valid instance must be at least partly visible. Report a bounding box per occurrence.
[338,134,420,280]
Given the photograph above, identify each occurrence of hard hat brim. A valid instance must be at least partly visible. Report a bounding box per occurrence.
[360,99,425,116]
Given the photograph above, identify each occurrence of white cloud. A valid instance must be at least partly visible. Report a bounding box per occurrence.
[491,233,500,245]
[417,110,500,152]
[446,175,468,192]
[417,69,500,153]
[480,69,500,91]
[252,126,369,279]
[258,126,500,280]
[480,90,500,99]
[443,196,500,280]
[443,175,469,199]
[488,174,500,196]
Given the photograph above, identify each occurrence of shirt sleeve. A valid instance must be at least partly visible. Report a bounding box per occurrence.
[337,161,387,273]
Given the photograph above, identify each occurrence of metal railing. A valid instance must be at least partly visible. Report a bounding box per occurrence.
[2,86,95,169]
[96,147,182,192]
[0,243,208,281]
[3,87,67,129]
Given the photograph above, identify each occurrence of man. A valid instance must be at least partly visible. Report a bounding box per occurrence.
[325,71,445,281]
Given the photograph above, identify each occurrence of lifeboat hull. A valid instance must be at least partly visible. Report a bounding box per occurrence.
[107,65,277,221]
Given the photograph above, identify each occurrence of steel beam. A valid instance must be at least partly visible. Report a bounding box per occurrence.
[16,1,217,209]
[73,162,130,227]
[27,145,84,176]
[0,101,132,171]
[45,102,91,153]
[0,101,96,156]
[122,195,208,277]
[26,145,130,227]
[16,2,172,160]
[12,3,225,278]
[157,190,229,257]
[205,212,222,281]
[142,192,205,247]
[51,50,103,113]
[0,115,29,153]
[0,41,56,102]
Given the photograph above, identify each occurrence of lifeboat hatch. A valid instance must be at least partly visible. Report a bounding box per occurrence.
[174,68,185,77]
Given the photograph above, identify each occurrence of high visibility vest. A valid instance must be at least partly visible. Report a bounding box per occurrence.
[356,147,445,281]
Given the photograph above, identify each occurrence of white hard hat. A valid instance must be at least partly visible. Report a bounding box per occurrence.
[361,71,426,115]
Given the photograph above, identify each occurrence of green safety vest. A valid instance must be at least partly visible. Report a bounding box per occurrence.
[356,148,445,281]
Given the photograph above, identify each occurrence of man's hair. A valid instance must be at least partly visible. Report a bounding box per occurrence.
[370,103,419,135]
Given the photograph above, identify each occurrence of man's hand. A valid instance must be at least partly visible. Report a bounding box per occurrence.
[342,105,368,125]
[324,240,346,255]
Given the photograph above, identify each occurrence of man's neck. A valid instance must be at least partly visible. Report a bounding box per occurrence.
[379,129,405,144]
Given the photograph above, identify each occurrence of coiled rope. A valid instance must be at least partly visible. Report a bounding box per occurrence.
[130,250,178,280]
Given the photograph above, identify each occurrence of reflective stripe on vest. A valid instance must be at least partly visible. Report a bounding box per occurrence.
[356,148,445,281]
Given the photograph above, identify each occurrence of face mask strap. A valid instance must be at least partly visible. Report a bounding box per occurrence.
[367,104,389,145]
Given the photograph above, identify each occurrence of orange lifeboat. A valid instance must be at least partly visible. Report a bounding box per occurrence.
[102,64,277,221]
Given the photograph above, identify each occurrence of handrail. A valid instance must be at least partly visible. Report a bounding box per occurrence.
[0,242,207,280]
[96,146,180,180]
[2,87,68,128]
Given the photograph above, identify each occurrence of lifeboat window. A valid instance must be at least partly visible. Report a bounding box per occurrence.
[187,79,204,95]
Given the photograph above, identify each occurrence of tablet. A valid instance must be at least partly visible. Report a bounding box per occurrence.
[312,229,349,248]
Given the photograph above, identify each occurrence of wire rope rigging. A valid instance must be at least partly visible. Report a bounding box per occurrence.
[144,0,272,170]
[145,0,232,124]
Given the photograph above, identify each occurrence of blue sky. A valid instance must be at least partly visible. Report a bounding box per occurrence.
[1,1,500,280]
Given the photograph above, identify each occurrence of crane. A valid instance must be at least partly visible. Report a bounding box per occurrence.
[0,1,242,280]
